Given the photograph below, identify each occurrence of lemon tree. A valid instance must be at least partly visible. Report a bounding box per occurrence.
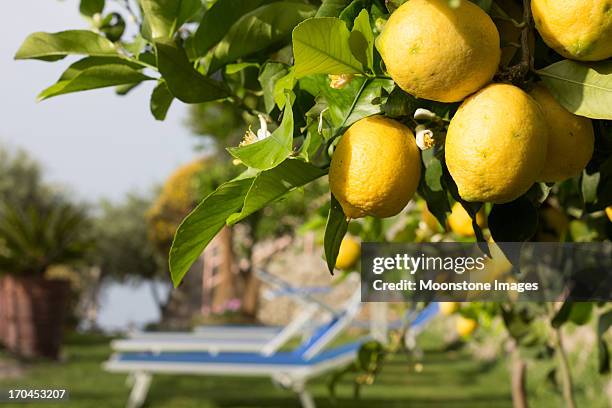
[15,0,612,404]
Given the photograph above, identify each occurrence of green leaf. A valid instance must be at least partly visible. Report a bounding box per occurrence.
[568,302,593,325]
[155,39,230,103]
[225,62,260,75]
[551,300,573,328]
[227,159,326,224]
[258,62,290,113]
[316,0,352,17]
[293,17,366,78]
[140,0,201,39]
[80,0,104,17]
[338,0,368,27]
[273,71,296,109]
[537,60,612,120]
[189,0,276,59]
[598,310,612,373]
[227,98,294,170]
[383,86,421,118]
[350,10,374,71]
[324,194,349,274]
[15,30,117,61]
[150,80,174,121]
[169,178,254,287]
[37,57,152,101]
[418,149,451,227]
[210,2,316,72]
[583,155,612,211]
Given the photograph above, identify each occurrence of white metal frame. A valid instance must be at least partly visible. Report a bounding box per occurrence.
[104,290,364,408]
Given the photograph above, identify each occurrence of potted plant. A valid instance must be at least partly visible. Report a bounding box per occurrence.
[0,198,91,359]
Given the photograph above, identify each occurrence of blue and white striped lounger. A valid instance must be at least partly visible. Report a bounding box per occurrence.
[104,291,364,408]
[112,272,359,355]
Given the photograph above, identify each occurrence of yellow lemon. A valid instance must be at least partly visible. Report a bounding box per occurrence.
[532,0,612,61]
[606,207,612,222]
[447,202,487,237]
[456,316,478,337]
[329,116,421,219]
[445,84,549,204]
[377,0,500,102]
[541,206,569,236]
[530,85,594,183]
[420,200,442,232]
[335,236,361,270]
[439,302,459,316]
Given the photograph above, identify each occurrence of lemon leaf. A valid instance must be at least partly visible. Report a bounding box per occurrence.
[150,80,174,121]
[37,58,152,101]
[209,2,315,72]
[324,194,349,274]
[227,159,326,225]
[349,9,374,71]
[293,17,366,78]
[537,60,612,120]
[169,178,254,288]
[227,98,294,171]
[155,39,230,103]
[15,30,117,61]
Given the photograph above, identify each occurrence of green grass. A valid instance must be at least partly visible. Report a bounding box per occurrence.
[0,331,607,408]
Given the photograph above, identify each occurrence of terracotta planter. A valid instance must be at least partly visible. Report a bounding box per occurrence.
[0,276,70,359]
[0,277,6,346]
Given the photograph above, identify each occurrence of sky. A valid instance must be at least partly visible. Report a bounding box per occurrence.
[0,0,199,202]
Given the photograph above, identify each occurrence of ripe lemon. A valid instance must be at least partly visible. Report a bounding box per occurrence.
[532,0,612,61]
[445,84,549,204]
[439,302,459,316]
[420,200,442,232]
[456,316,478,337]
[540,206,569,236]
[377,0,501,102]
[447,202,487,237]
[329,116,421,219]
[335,236,361,270]
[606,207,612,222]
[530,85,594,183]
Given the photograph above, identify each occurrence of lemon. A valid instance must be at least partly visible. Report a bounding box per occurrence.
[335,236,361,270]
[329,116,421,219]
[540,206,569,236]
[377,0,501,102]
[445,84,549,204]
[420,200,442,232]
[447,202,487,237]
[456,316,478,337]
[532,0,612,61]
[439,302,459,316]
[606,207,612,222]
[530,85,594,183]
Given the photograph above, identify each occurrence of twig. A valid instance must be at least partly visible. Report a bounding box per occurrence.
[547,303,577,408]
[519,0,534,76]
[554,327,577,408]
[495,0,534,86]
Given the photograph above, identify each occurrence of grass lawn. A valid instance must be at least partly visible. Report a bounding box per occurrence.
[0,331,607,408]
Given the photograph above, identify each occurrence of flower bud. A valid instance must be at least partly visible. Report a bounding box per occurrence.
[414,108,437,122]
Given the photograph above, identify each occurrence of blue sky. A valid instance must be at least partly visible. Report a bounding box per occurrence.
[1,0,200,201]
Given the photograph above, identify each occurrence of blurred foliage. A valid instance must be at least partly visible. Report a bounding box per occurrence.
[0,145,92,276]
[93,193,164,282]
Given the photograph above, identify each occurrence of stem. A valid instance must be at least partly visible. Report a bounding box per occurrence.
[547,303,577,408]
[510,341,529,408]
[519,0,534,75]
[554,327,577,408]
